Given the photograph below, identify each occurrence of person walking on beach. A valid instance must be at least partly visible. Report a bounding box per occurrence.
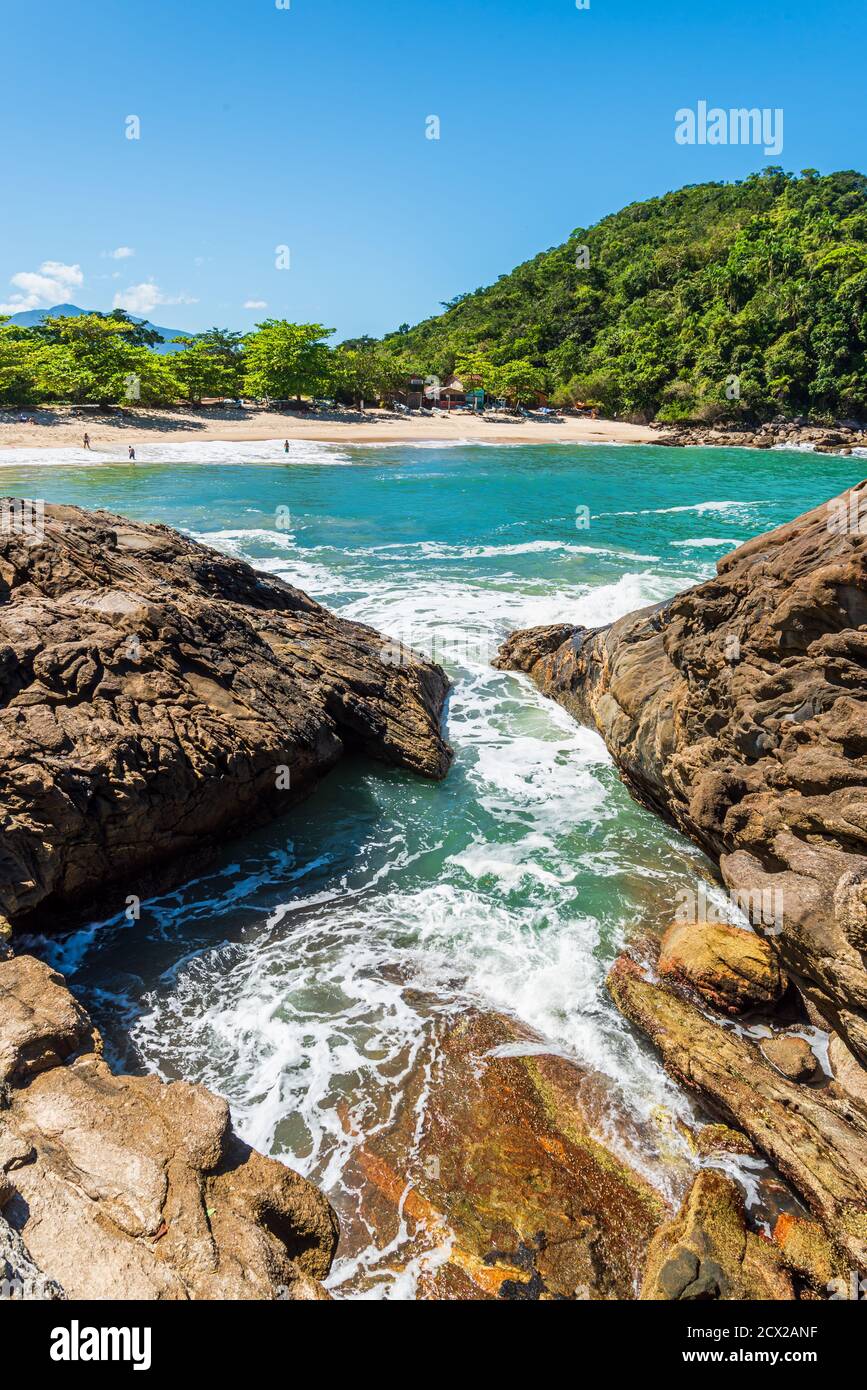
[128,446,136,462]
[83,432,91,450]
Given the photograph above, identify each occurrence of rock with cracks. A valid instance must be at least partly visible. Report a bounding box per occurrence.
[0,502,451,930]
[0,954,339,1299]
[607,955,867,1270]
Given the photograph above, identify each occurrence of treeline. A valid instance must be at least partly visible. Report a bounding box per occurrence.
[5,170,866,421]
[380,169,867,422]
[0,314,428,410]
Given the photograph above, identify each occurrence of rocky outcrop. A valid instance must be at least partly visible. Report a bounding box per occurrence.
[608,957,867,1269]
[496,482,867,1063]
[658,920,785,1015]
[0,503,451,931]
[640,1169,793,1300]
[1,1204,65,1300]
[342,1010,666,1299]
[650,419,867,453]
[0,954,338,1299]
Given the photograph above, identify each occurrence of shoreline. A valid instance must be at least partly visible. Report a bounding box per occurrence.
[0,405,658,453]
[1,406,864,457]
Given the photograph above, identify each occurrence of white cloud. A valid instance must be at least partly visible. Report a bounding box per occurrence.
[244,298,267,309]
[112,281,198,317]
[0,260,84,314]
[108,246,135,260]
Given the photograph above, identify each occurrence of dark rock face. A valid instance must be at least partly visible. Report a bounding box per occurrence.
[0,954,338,1299]
[496,483,867,1062]
[0,503,451,930]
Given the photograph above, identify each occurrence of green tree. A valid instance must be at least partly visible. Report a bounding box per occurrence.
[172,328,244,403]
[329,342,406,406]
[37,314,146,405]
[489,358,548,406]
[242,320,333,401]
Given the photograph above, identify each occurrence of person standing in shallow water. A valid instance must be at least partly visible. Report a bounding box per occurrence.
[284,440,289,453]
[129,446,136,462]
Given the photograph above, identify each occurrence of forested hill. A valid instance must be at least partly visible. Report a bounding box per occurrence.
[382,169,867,422]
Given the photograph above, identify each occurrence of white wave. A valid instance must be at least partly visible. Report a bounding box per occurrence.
[669,537,738,548]
[0,438,352,467]
[599,499,767,518]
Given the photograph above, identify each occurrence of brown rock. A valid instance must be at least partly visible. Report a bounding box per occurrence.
[760,1034,818,1081]
[641,1169,793,1300]
[342,1010,666,1300]
[659,920,784,1014]
[0,955,95,1085]
[0,955,338,1299]
[0,503,451,931]
[773,1211,846,1292]
[829,1033,867,1111]
[608,956,867,1268]
[497,482,867,1064]
[694,1123,756,1158]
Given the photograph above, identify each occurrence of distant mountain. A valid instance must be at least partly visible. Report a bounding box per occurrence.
[4,303,192,354]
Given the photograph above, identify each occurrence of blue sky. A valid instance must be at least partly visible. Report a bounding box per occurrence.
[2,0,865,339]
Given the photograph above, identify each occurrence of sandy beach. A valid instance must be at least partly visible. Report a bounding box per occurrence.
[0,405,659,453]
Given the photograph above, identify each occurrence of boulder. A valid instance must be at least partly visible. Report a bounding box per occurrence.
[641,1169,793,1300]
[658,920,784,1014]
[0,955,95,1085]
[497,482,867,1064]
[0,503,451,931]
[608,955,867,1268]
[0,955,338,1299]
[760,1034,818,1082]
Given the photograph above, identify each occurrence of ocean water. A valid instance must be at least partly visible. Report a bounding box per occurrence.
[4,440,861,1297]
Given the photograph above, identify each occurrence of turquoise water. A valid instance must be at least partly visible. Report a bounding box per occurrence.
[6,439,863,1296]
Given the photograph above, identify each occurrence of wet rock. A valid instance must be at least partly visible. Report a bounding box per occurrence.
[608,956,867,1267]
[0,955,338,1299]
[659,920,784,1014]
[773,1211,846,1293]
[0,503,451,931]
[694,1123,756,1159]
[760,1034,818,1082]
[498,482,867,1065]
[343,1010,666,1300]
[641,1170,793,1300]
